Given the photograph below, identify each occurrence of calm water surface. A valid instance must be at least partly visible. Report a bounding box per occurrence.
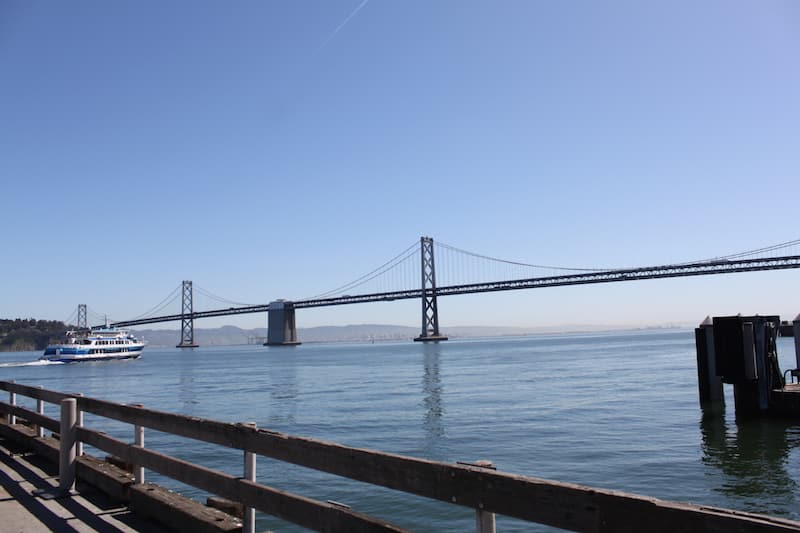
[2,329,800,532]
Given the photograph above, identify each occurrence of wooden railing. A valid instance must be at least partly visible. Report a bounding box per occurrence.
[1,380,799,533]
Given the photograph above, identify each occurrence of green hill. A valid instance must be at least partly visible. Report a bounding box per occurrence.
[0,318,67,352]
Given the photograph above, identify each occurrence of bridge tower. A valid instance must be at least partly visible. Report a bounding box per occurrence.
[265,300,301,346]
[414,236,448,342]
[77,304,87,330]
[176,280,199,348]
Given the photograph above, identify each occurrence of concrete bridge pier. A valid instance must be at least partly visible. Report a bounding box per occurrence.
[265,300,301,346]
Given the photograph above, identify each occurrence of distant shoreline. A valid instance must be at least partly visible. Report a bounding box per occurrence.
[129,323,691,348]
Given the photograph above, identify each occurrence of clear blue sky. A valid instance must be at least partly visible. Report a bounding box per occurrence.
[2,1,798,330]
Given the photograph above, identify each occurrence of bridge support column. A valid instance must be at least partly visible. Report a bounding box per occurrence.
[414,236,448,342]
[77,304,87,330]
[265,300,301,346]
[177,280,199,348]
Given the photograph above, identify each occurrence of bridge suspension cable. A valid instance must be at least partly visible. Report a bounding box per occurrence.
[86,305,117,326]
[62,307,78,327]
[303,241,420,299]
[436,241,605,271]
[434,240,610,288]
[120,283,183,322]
[701,238,800,262]
[434,237,800,287]
[103,234,800,330]
[297,236,800,302]
[193,285,258,308]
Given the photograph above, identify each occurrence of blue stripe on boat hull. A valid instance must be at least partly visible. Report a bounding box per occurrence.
[44,353,143,363]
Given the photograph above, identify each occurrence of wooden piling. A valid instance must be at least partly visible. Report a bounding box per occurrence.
[793,315,800,370]
[695,318,723,408]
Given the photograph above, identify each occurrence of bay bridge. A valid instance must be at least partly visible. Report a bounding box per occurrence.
[68,236,800,347]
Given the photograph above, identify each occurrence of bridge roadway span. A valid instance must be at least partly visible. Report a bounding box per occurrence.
[110,254,800,328]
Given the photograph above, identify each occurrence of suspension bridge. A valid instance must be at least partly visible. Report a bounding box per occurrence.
[64,236,800,347]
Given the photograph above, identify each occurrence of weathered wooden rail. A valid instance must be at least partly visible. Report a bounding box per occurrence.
[1,380,799,532]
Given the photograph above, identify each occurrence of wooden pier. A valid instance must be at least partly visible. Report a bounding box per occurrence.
[696,315,800,417]
[2,380,800,532]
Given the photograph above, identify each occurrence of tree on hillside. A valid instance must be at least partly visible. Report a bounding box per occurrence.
[0,318,67,351]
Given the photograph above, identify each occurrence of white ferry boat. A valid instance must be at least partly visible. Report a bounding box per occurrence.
[40,328,145,363]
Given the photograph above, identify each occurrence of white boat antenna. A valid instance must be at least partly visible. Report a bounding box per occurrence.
[105,315,109,327]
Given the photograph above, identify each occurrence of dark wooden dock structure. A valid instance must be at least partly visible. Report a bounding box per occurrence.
[696,315,800,417]
[2,380,800,532]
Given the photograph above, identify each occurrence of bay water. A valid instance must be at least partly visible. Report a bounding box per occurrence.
[2,329,800,531]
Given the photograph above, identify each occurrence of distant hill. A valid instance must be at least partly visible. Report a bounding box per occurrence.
[130,322,672,347]
[133,324,416,347]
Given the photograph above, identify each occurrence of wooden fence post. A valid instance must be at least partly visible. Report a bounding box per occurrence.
[8,380,16,425]
[36,386,45,438]
[243,422,257,533]
[58,398,77,493]
[473,460,496,533]
[132,404,145,484]
[73,393,84,457]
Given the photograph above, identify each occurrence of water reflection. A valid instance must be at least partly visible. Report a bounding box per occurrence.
[268,359,298,425]
[421,343,445,455]
[700,411,800,515]
[178,352,198,414]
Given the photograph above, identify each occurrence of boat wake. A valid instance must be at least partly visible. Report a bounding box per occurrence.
[0,360,65,368]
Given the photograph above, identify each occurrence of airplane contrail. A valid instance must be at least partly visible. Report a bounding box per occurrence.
[315,0,370,53]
